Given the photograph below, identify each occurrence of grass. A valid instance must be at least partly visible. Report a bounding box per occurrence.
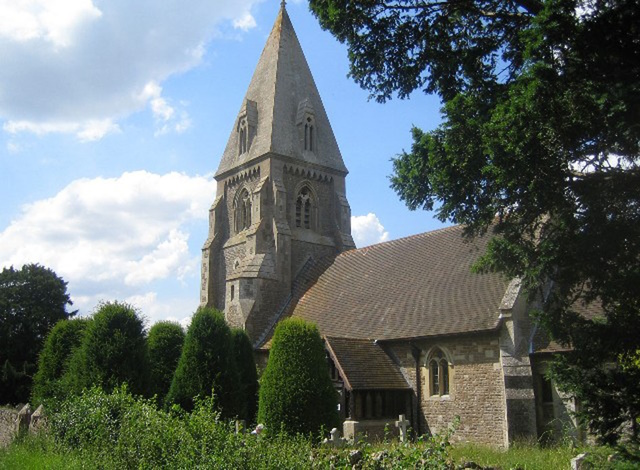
[450,441,577,469]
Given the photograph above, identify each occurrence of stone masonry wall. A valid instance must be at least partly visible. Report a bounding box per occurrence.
[387,334,507,447]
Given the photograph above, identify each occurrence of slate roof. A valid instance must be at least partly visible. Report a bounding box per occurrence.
[325,337,410,391]
[290,225,511,341]
[215,5,347,178]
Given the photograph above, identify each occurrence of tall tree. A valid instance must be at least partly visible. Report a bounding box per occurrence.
[310,0,640,443]
[165,307,240,417]
[65,301,149,396]
[231,328,259,423]
[31,318,88,406]
[0,264,75,404]
[258,318,339,437]
[147,321,185,404]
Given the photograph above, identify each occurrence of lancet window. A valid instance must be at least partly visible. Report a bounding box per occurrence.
[238,118,248,155]
[295,186,314,229]
[234,188,252,233]
[427,348,451,397]
[304,117,314,152]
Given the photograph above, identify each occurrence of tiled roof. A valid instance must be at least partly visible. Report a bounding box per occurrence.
[531,298,603,354]
[325,337,410,391]
[290,225,510,340]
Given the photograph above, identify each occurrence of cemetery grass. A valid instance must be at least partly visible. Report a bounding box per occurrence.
[0,432,634,469]
[1,387,637,469]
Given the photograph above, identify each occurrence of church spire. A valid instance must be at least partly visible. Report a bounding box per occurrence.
[215,4,347,178]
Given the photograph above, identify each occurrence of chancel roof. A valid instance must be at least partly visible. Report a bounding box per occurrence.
[215,5,347,178]
[290,225,511,341]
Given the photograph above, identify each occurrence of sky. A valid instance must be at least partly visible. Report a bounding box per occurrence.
[0,0,447,327]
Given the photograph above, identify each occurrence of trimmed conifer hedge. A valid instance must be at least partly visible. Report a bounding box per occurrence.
[232,328,259,423]
[31,318,88,405]
[64,301,149,396]
[258,318,339,436]
[147,321,185,404]
[165,307,240,416]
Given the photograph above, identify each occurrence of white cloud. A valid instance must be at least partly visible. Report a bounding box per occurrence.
[0,171,216,321]
[0,0,102,47]
[0,0,261,140]
[351,213,389,248]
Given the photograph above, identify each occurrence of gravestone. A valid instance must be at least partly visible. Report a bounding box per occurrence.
[322,427,345,447]
[235,419,245,435]
[14,404,31,435]
[395,414,410,442]
[29,404,46,433]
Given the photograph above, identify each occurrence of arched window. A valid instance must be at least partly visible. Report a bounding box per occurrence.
[295,186,314,229]
[238,119,248,155]
[304,117,314,151]
[234,188,252,233]
[427,348,451,397]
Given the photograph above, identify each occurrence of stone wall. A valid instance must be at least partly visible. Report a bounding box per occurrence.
[387,333,508,447]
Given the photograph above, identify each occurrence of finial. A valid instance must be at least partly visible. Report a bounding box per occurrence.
[280,0,286,9]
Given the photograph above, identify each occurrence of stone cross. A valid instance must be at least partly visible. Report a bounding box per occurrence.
[322,427,345,447]
[395,414,410,442]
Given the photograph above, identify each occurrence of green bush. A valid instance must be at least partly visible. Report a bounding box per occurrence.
[31,318,88,406]
[232,328,259,423]
[147,321,184,403]
[64,302,148,396]
[258,318,339,437]
[165,307,240,416]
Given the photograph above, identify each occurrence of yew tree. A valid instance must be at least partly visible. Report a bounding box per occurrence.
[310,0,640,442]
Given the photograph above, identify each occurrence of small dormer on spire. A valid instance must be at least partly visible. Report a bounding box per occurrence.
[237,99,258,157]
[297,99,316,153]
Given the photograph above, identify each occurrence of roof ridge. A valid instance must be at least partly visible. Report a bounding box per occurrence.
[339,223,461,258]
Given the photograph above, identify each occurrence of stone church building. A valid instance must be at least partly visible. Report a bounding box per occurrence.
[201,4,576,447]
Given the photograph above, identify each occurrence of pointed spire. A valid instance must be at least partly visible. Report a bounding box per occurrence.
[215,5,347,178]
[280,0,286,9]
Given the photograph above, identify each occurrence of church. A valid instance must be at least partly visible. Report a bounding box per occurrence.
[200,3,577,447]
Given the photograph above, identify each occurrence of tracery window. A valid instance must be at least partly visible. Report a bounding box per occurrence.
[428,348,451,397]
[234,188,252,233]
[304,117,314,151]
[295,186,314,229]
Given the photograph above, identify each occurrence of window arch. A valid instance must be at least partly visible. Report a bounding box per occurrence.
[304,116,314,152]
[238,118,248,155]
[427,348,451,397]
[234,188,252,233]
[295,185,315,229]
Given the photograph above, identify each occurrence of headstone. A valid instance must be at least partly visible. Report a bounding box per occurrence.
[395,414,410,442]
[571,453,589,470]
[343,420,360,443]
[322,427,345,447]
[14,404,31,435]
[29,404,46,434]
[235,420,245,435]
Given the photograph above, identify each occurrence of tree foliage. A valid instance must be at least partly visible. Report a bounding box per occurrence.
[258,318,339,436]
[165,307,239,417]
[147,321,185,404]
[65,301,148,396]
[310,0,640,442]
[0,264,75,404]
[232,328,259,423]
[31,318,88,405]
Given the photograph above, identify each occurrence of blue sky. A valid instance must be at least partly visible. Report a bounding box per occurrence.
[0,0,447,326]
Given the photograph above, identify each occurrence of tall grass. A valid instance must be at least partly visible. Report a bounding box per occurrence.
[1,386,638,469]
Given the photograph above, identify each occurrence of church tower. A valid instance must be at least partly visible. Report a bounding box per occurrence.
[201,4,355,343]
